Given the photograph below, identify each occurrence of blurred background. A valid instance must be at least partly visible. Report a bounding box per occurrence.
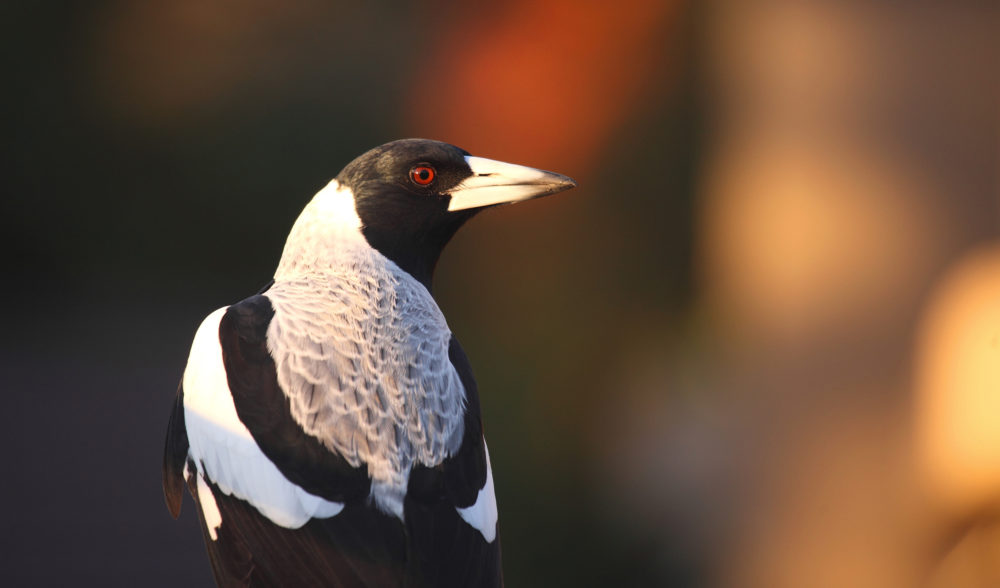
[3,1,998,586]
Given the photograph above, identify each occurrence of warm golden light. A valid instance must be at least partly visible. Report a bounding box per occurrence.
[916,246,1000,515]
[699,138,939,342]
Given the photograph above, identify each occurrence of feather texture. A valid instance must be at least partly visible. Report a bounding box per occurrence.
[159,141,562,587]
[264,179,466,518]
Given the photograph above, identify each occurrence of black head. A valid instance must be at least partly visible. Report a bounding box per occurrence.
[336,138,575,289]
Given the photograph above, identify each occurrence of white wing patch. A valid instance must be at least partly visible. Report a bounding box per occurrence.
[195,472,223,541]
[457,443,498,542]
[182,307,345,529]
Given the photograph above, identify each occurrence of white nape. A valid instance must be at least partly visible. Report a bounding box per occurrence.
[196,473,223,541]
[274,179,371,281]
[456,443,498,542]
[182,307,344,529]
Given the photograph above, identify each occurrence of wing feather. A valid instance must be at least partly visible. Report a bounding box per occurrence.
[219,295,371,504]
[167,288,501,586]
[162,382,189,519]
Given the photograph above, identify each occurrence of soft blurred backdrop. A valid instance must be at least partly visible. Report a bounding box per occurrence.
[3,1,998,586]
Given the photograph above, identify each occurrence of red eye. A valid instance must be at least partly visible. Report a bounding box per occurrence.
[409,165,436,186]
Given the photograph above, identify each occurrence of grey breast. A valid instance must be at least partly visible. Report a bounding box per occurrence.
[263,254,466,516]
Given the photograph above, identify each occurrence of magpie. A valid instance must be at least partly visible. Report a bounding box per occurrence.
[162,138,576,587]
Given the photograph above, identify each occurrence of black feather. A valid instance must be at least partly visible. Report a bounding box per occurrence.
[194,475,407,588]
[219,295,371,503]
[162,382,189,519]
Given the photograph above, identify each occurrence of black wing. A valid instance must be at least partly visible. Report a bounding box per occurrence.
[219,295,371,503]
[403,336,503,587]
[164,295,502,587]
[163,381,189,519]
[191,474,407,588]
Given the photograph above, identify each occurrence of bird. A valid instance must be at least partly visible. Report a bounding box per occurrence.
[162,138,576,587]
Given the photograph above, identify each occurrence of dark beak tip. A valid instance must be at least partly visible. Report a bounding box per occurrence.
[549,172,577,191]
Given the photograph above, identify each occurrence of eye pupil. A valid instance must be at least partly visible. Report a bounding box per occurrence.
[410,165,435,186]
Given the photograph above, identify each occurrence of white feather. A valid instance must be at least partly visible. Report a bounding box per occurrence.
[195,472,223,540]
[182,307,345,529]
[457,443,498,542]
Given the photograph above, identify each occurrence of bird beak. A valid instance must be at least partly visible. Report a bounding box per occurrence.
[447,156,577,212]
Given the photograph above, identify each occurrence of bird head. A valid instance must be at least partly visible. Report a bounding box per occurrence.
[334,138,577,287]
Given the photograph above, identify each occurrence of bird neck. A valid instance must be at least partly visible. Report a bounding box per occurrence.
[273,180,439,293]
[273,180,372,281]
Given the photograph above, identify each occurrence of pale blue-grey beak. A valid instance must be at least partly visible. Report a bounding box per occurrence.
[447,156,577,212]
